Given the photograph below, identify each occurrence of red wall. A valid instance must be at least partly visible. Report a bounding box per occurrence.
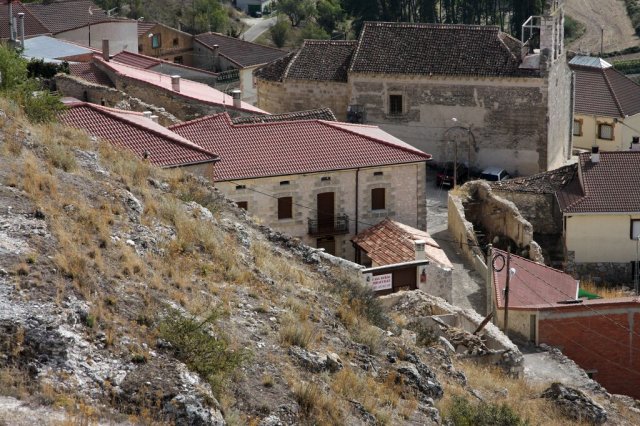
[539,308,640,399]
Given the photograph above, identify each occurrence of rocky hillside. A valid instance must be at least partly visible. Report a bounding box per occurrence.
[0,97,639,425]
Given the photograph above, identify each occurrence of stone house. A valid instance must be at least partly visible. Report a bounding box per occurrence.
[21,0,137,53]
[490,248,640,400]
[58,99,219,178]
[169,113,431,260]
[193,32,287,104]
[137,21,194,65]
[235,0,272,16]
[557,151,640,283]
[352,218,453,301]
[569,55,640,152]
[255,0,573,176]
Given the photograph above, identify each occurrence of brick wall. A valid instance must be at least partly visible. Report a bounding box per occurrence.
[538,305,640,399]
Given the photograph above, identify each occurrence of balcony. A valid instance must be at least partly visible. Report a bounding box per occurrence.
[308,214,350,236]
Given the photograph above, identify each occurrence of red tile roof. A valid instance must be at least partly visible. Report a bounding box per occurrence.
[169,113,431,181]
[59,101,219,168]
[24,0,129,34]
[492,249,579,309]
[111,51,219,76]
[350,22,536,77]
[194,32,287,68]
[231,108,336,124]
[68,62,114,87]
[352,218,452,268]
[94,57,266,114]
[0,1,49,38]
[255,40,356,82]
[570,64,640,117]
[557,152,640,213]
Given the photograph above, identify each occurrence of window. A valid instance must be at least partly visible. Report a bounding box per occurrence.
[173,37,179,47]
[235,184,246,190]
[598,123,613,140]
[373,171,384,176]
[236,201,248,210]
[371,188,386,210]
[389,95,403,115]
[321,176,331,181]
[173,56,183,64]
[278,196,293,219]
[151,34,161,49]
[280,180,290,186]
[631,219,640,239]
[573,119,582,136]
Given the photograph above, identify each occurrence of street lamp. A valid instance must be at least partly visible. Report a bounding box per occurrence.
[443,118,475,187]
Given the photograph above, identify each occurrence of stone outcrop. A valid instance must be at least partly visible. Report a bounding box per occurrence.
[542,382,607,425]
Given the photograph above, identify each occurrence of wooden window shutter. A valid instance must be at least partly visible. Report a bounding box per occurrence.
[278,197,293,219]
[371,188,385,210]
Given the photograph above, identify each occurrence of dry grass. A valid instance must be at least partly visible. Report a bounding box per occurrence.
[291,381,344,425]
[278,314,318,349]
[580,280,632,299]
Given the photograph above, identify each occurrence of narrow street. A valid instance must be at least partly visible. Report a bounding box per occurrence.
[426,168,487,315]
[240,16,277,42]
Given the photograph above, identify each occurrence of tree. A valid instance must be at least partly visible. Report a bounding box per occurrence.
[276,0,315,27]
[270,17,290,48]
[316,0,344,34]
[185,0,228,34]
[298,22,330,43]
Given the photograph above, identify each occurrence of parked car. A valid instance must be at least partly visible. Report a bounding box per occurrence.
[436,162,469,187]
[479,167,510,182]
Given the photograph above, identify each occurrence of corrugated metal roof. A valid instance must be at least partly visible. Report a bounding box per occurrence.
[23,35,94,61]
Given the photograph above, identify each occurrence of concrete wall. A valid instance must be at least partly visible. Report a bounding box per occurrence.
[256,79,350,120]
[538,304,640,399]
[58,22,137,54]
[192,41,215,72]
[419,263,453,303]
[216,163,427,261]
[544,56,573,170]
[138,24,194,66]
[240,67,258,105]
[573,113,640,152]
[148,63,218,87]
[495,308,536,342]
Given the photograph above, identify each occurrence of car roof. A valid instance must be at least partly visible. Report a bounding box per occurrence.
[481,166,505,174]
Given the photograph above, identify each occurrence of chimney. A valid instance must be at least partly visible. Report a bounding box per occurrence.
[231,89,242,108]
[632,136,640,151]
[414,240,426,261]
[171,75,180,92]
[142,111,152,119]
[102,40,110,61]
[17,12,24,47]
[212,44,219,70]
[150,115,159,123]
[591,146,600,163]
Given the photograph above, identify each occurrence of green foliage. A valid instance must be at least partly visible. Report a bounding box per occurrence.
[276,0,316,27]
[622,0,640,36]
[563,15,586,44]
[158,308,246,394]
[445,395,528,426]
[298,22,330,42]
[316,0,344,33]
[270,17,291,48]
[0,44,64,123]
[27,58,69,79]
[613,58,640,74]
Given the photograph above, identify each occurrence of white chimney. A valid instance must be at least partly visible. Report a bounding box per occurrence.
[414,240,426,261]
[171,75,181,92]
[17,13,24,47]
[142,111,152,119]
[591,146,600,163]
[231,89,242,109]
[632,137,640,151]
[102,39,110,61]
[150,115,159,123]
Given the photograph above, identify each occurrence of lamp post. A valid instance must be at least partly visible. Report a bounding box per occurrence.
[443,118,475,187]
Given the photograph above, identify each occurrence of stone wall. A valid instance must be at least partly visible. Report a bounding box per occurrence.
[216,162,427,261]
[54,74,180,126]
[492,190,562,235]
[256,79,350,120]
[565,251,633,285]
[544,56,574,170]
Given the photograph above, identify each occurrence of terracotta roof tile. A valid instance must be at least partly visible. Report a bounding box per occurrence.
[59,101,219,168]
[231,108,336,124]
[24,0,129,34]
[0,1,49,38]
[94,57,266,114]
[350,22,536,77]
[352,218,452,268]
[492,249,579,309]
[68,62,114,87]
[195,32,287,68]
[112,50,160,69]
[569,64,640,117]
[557,152,640,213]
[255,40,356,82]
[491,164,577,194]
[170,114,431,181]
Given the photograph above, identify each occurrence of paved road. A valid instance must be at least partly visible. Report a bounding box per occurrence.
[426,168,487,315]
[240,16,277,42]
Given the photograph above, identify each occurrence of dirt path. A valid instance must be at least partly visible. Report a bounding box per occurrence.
[566,0,639,54]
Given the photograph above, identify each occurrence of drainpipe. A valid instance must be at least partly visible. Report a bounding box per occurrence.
[354,167,360,262]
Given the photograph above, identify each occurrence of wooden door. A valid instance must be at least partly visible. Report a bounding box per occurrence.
[317,192,335,233]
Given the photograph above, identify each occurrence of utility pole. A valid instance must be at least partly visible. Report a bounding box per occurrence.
[600,26,604,56]
[503,246,512,335]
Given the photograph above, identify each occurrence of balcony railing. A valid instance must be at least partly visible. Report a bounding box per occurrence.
[308,214,350,236]
[217,69,240,83]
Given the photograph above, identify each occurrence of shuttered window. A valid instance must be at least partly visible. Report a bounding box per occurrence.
[278,197,293,219]
[371,188,386,210]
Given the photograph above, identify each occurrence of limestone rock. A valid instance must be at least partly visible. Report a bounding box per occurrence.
[288,346,342,373]
[542,382,607,425]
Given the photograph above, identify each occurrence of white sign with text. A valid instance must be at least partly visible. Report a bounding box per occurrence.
[371,273,393,291]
